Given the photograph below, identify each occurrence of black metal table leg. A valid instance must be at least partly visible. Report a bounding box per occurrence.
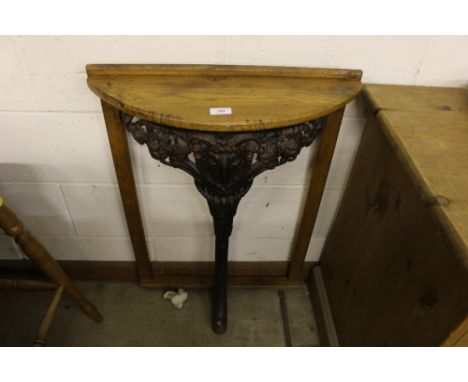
[213,233,229,333]
[122,112,326,334]
[207,191,238,334]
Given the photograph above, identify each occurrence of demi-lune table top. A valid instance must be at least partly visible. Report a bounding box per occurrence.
[86,64,362,132]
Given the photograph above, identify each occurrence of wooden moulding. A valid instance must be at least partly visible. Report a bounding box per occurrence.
[86,64,363,79]
[87,64,361,132]
[0,260,316,288]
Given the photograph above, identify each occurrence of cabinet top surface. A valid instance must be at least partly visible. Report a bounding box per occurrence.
[363,83,468,113]
[363,84,468,257]
[87,64,361,132]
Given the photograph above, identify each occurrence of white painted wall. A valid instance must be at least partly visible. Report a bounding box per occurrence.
[1,36,467,262]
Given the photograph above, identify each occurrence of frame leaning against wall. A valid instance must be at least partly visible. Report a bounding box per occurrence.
[87,64,362,289]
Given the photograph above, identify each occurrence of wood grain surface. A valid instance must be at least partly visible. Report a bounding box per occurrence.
[363,84,468,113]
[377,109,468,266]
[321,116,468,346]
[87,64,361,131]
[320,84,468,346]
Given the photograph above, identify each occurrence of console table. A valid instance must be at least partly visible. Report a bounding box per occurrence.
[87,64,361,333]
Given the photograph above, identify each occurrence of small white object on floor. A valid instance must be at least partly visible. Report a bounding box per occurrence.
[163,289,188,309]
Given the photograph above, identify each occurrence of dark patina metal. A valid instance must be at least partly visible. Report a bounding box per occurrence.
[121,112,326,333]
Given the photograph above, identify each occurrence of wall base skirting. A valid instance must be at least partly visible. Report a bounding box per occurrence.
[0,260,316,288]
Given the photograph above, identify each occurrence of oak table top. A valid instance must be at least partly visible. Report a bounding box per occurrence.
[87,64,361,132]
[363,84,468,265]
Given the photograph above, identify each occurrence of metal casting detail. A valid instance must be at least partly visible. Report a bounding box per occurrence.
[121,112,326,236]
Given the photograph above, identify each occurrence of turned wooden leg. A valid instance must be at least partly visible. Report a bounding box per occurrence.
[0,279,57,290]
[34,286,64,346]
[0,202,103,323]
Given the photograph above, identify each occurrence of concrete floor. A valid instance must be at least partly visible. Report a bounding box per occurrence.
[0,281,319,346]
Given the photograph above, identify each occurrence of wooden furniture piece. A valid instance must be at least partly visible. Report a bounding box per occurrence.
[315,84,468,346]
[87,64,361,334]
[0,196,102,345]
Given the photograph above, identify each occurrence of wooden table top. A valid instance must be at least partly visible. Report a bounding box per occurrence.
[363,84,468,263]
[86,64,362,132]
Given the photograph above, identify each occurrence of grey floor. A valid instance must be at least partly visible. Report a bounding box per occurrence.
[0,281,319,346]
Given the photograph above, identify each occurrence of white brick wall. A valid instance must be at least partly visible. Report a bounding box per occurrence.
[1,36,467,262]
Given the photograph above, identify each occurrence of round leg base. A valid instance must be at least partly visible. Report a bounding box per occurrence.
[212,317,227,335]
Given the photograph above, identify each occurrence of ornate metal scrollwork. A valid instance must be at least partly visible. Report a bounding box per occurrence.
[121,112,326,236]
